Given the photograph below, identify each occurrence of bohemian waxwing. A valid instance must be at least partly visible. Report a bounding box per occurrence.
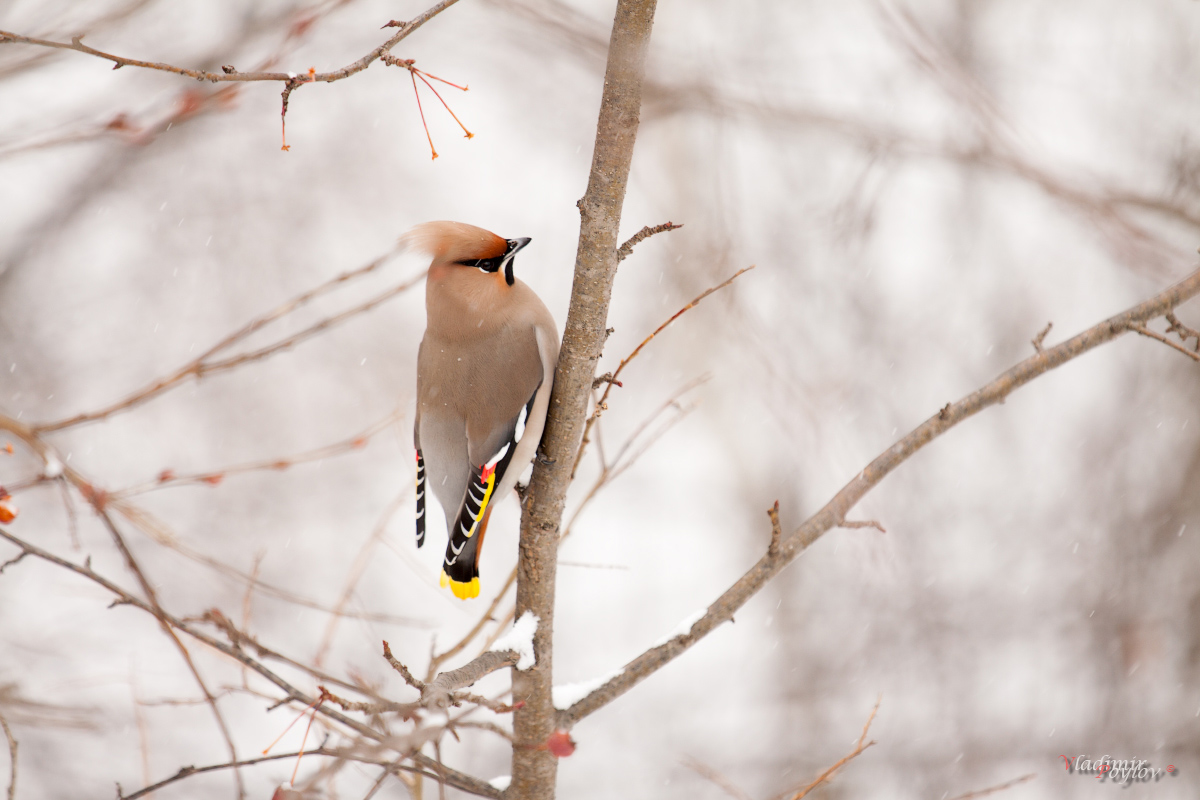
[403,221,559,599]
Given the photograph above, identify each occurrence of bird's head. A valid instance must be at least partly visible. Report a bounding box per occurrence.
[402,221,530,287]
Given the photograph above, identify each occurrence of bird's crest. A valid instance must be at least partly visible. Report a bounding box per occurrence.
[400,221,508,264]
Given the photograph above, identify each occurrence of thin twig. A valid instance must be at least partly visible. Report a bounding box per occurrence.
[0,551,27,574]
[426,568,517,680]
[114,411,402,497]
[34,250,422,433]
[1031,321,1052,353]
[200,609,389,701]
[839,519,887,533]
[477,379,701,670]
[946,773,1036,800]
[361,767,392,800]
[615,222,683,263]
[562,378,704,544]
[682,757,752,800]
[1165,311,1200,350]
[383,642,427,691]
[130,672,151,792]
[1128,322,1200,362]
[321,687,414,717]
[120,747,444,800]
[767,500,783,557]
[433,740,448,800]
[57,477,80,549]
[572,266,754,476]
[784,697,879,800]
[95,508,246,799]
[314,490,410,666]
[477,608,517,655]
[0,0,461,85]
[240,551,264,689]
[3,408,425,632]
[0,710,15,800]
[109,497,424,629]
[452,720,514,742]
[0,529,502,799]
[602,378,704,484]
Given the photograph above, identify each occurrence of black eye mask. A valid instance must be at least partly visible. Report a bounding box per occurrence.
[456,237,531,286]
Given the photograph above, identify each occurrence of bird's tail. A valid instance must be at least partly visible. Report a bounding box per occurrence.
[440,505,493,599]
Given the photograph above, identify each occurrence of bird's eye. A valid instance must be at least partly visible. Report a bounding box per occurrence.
[457,257,503,272]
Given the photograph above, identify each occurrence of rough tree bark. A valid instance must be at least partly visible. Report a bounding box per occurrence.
[509,0,658,797]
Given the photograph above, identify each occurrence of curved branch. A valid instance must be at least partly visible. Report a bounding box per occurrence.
[556,265,1200,728]
[615,221,682,263]
[0,0,461,86]
[119,746,443,800]
[0,530,502,799]
[421,651,519,710]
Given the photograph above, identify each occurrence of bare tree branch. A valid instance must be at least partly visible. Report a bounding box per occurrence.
[0,414,426,635]
[556,266,1200,728]
[512,0,660,796]
[34,247,422,433]
[615,221,682,262]
[559,377,703,548]
[509,0,1200,272]
[946,773,1036,800]
[119,746,446,800]
[114,410,402,497]
[572,265,753,476]
[838,519,887,533]
[426,570,518,681]
[1165,311,1200,350]
[0,710,15,800]
[782,698,878,800]
[420,651,519,710]
[767,501,782,557]
[1031,321,1053,353]
[314,491,409,667]
[0,530,502,798]
[0,0,461,86]
[1128,322,1200,362]
[682,757,752,800]
[382,641,426,691]
[93,508,247,799]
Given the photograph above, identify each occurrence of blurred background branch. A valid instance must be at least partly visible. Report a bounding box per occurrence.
[3,0,1200,798]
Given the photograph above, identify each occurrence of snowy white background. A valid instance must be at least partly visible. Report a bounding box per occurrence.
[2,0,1200,797]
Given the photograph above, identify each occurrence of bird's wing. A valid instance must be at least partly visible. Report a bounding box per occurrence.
[414,449,427,548]
[440,388,539,599]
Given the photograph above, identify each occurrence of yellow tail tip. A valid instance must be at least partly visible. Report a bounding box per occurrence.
[440,571,480,599]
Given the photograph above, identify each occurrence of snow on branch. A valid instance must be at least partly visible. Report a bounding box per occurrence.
[490,611,539,671]
[650,609,709,648]
[552,670,624,711]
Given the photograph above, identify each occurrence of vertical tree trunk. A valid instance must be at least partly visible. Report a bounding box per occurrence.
[508,1,658,797]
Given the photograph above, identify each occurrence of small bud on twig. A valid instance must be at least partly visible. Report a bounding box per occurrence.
[1032,321,1053,353]
[767,500,781,556]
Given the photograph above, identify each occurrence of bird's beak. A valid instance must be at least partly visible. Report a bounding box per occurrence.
[501,238,531,286]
